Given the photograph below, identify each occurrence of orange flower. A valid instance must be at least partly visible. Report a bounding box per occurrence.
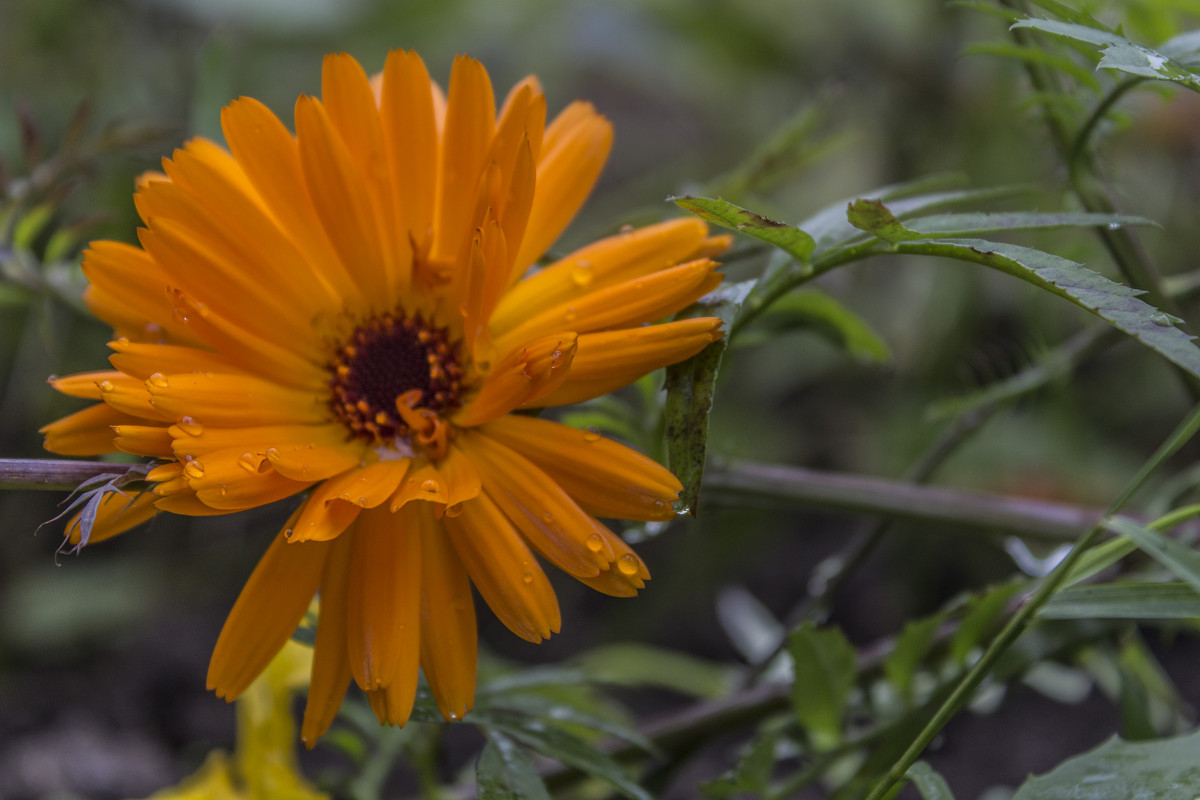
[42,50,728,745]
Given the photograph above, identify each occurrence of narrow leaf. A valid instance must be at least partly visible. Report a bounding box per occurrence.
[1103,516,1200,594]
[906,211,1157,238]
[890,238,1200,382]
[671,195,816,264]
[1012,729,1200,799]
[949,581,1022,666]
[1040,582,1200,619]
[664,281,752,515]
[480,712,652,800]
[788,623,856,751]
[885,615,945,699]
[749,289,891,364]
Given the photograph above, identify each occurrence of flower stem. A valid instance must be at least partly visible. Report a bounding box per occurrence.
[0,458,134,491]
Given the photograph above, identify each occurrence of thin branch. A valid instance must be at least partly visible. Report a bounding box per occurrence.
[705,460,1102,542]
[0,458,136,491]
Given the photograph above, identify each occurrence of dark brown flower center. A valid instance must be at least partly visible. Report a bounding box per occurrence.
[329,312,464,444]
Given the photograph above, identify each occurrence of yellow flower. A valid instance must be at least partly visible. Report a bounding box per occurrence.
[42,50,728,744]
[135,640,327,800]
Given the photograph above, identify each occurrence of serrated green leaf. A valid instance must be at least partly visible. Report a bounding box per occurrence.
[1040,582,1200,619]
[749,289,891,364]
[1013,729,1200,799]
[574,643,739,699]
[885,615,944,699]
[671,195,816,264]
[888,238,1200,382]
[788,623,856,751]
[1103,516,1200,594]
[479,712,652,800]
[477,734,553,800]
[906,762,957,800]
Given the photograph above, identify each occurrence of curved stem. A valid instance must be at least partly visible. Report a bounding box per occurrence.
[0,458,134,491]
[1067,78,1144,175]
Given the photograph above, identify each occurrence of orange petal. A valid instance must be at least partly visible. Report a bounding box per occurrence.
[492,218,711,332]
[442,491,560,643]
[40,402,131,456]
[108,340,240,380]
[146,372,326,427]
[113,424,174,458]
[575,522,651,598]
[479,415,680,521]
[433,55,495,265]
[380,49,438,263]
[462,431,607,576]
[302,529,355,748]
[530,318,723,408]
[207,515,332,700]
[346,505,421,705]
[452,332,577,427]
[288,460,411,542]
[417,503,477,721]
[81,241,200,346]
[492,260,721,352]
[513,102,612,270]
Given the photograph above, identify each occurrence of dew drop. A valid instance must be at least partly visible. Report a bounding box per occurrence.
[98,380,115,393]
[569,260,594,287]
[147,373,168,388]
[522,572,534,584]
[652,499,668,514]
[586,533,604,552]
[237,453,259,472]
[421,479,440,493]
[564,307,577,323]
[265,447,279,460]
[219,485,228,497]
[582,428,601,442]
[177,416,203,436]
[184,460,205,479]
[356,496,368,507]
[542,511,554,523]
[445,502,463,518]
[1151,311,1177,327]
[617,553,639,576]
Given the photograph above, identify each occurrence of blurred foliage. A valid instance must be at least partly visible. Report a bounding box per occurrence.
[7,0,1200,798]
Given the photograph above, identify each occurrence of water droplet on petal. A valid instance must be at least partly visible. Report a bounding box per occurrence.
[445,502,463,518]
[522,572,534,584]
[265,447,279,460]
[238,453,259,472]
[617,553,639,576]
[147,373,168,388]
[586,533,604,552]
[184,460,205,479]
[98,380,115,393]
[177,416,203,436]
[542,511,554,523]
[219,485,227,496]
[570,260,594,287]
[356,497,368,507]
[582,428,601,442]
[652,499,668,514]
[564,307,577,323]
[421,479,439,493]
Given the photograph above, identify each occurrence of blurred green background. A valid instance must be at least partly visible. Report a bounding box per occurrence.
[4,0,1200,797]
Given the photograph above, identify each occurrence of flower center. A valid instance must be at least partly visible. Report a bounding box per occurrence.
[329,312,464,445]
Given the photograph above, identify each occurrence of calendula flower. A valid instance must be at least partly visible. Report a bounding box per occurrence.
[41,50,728,745]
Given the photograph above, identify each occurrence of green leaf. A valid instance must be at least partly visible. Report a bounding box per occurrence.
[479,712,652,800]
[964,42,1104,90]
[1040,582,1200,619]
[1103,516,1200,594]
[477,734,553,800]
[701,729,781,799]
[574,643,740,699]
[664,281,751,514]
[1012,18,1200,91]
[906,211,1158,238]
[885,615,944,699]
[671,195,816,264]
[949,581,1023,666]
[888,238,1200,382]
[906,762,957,800]
[13,204,54,249]
[788,623,857,751]
[749,289,891,364]
[1012,729,1200,799]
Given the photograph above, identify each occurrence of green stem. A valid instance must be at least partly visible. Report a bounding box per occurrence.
[863,400,1200,800]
